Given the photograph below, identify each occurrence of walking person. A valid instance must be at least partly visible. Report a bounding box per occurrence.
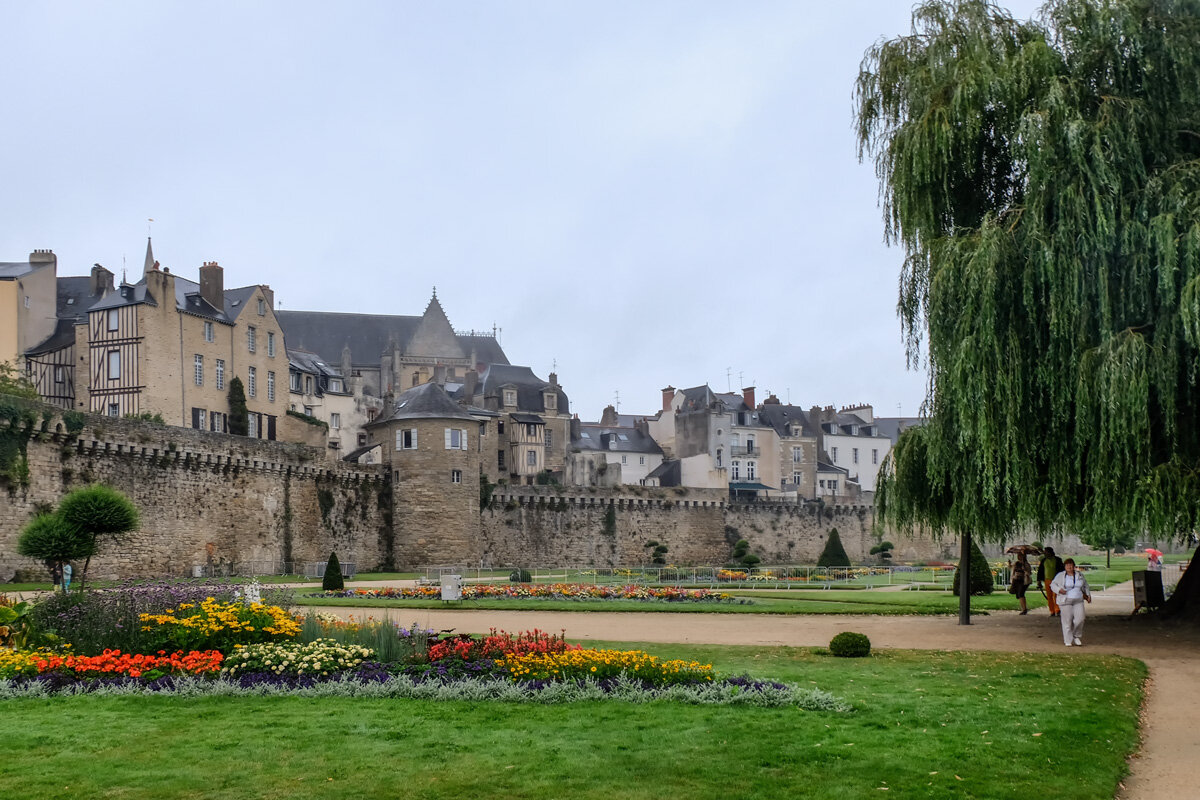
[1011,552,1032,615]
[1038,547,1065,617]
[1049,558,1091,646]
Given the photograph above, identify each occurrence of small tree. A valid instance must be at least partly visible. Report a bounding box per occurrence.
[57,485,139,589]
[322,551,345,591]
[817,528,851,568]
[952,537,994,597]
[16,513,95,586]
[227,377,249,436]
[0,361,40,400]
[869,541,895,562]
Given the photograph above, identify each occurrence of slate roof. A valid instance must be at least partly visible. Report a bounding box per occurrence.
[26,276,107,355]
[366,381,475,425]
[645,459,680,485]
[90,281,156,311]
[873,416,926,445]
[342,443,381,462]
[275,309,509,369]
[817,460,849,476]
[676,385,715,412]
[0,262,45,279]
[757,404,814,438]
[288,349,340,379]
[477,363,569,415]
[574,424,663,455]
[510,412,545,425]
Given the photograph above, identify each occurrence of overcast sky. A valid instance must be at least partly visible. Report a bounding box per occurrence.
[3,0,1043,420]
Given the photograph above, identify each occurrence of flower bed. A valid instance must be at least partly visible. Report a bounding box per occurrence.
[314,583,734,602]
[497,648,714,685]
[0,647,223,679]
[222,639,373,677]
[139,598,301,651]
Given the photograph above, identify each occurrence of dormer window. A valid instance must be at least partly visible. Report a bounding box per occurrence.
[257,298,266,315]
[504,390,517,406]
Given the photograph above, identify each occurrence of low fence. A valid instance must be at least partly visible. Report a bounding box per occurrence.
[189,560,357,579]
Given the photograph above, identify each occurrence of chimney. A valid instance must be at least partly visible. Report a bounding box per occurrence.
[661,386,676,412]
[29,249,57,267]
[90,263,114,297]
[260,284,275,311]
[199,262,224,310]
[464,367,479,400]
[434,363,447,384]
[763,393,780,405]
[742,386,756,410]
[600,405,618,426]
[570,416,581,440]
[549,371,558,387]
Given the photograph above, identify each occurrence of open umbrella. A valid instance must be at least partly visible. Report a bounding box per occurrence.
[1005,544,1044,556]
[1145,548,1163,558]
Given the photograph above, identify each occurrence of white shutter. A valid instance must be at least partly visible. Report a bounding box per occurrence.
[445,428,452,449]
[396,430,403,449]
[411,429,417,449]
[460,428,468,450]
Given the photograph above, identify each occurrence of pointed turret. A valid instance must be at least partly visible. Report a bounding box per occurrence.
[142,237,157,278]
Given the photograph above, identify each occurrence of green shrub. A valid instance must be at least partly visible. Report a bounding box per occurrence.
[829,631,871,658]
[510,568,532,583]
[952,537,995,596]
[322,551,345,591]
[227,377,249,436]
[817,528,851,567]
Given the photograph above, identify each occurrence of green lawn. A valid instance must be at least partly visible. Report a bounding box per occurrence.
[0,644,1144,800]
[295,588,1042,615]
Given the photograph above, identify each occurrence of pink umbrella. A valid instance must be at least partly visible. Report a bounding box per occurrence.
[1145,548,1163,558]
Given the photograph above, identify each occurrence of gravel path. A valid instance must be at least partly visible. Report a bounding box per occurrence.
[305,597,1199,800]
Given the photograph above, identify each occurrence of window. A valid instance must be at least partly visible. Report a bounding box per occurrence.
[108,403,119,417]
[792,471,802,486]
[107,350,120,380]
[107,309,119,331]
[545,392,556,410]
[204,321,214,342]
[267,371,275,402]
[290,372,301,391]
[248,413,258,438]
[853,448,859,464]
[872,449,879,465]
[747,461,756,480]
[639,456,645,465]
[247,326,256,353]
[53,365,64,384]
[211,412,225,433]
[746,435,755,453]
[497,421,505,435]
[451,470,462,484]
[830,480,838,493]
[216,359,225,390]
[398,429,417,450]
[248,366,257,398]
[792,447,803,463]
[526,449,538,467]
[526,423,538,437]
[328,378,343,392]
[498,451,506,470]
[257,298,266,316]
[830,446,838,463]
[23,295,30,308]
[194,354,203,386]
[267,331,275,357]
[504,390,516,406]
[358,432,367,447]
[192,408,207,430]
[819,479,826,489]
[545,429,553,449]
[731,461,740,480]
[304,405,314,416]
[330,413,340,429]
[621,455,627,465]
[305,376,313,395]
[412,372,420,387]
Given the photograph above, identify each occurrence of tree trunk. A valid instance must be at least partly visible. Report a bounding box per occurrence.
[1160,550,1200,620]
[959,532,972,625]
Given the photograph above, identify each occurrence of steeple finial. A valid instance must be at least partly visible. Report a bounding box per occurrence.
[143,236,155,277]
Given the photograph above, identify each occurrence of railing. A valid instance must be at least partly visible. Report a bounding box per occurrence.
[730,445,761,457]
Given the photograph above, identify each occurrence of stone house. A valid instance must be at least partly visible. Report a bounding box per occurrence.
[566,405,664,487]
[755,396,820,498]
[1,250,59,372]
[808,404,892,493]
[287,348,356,457]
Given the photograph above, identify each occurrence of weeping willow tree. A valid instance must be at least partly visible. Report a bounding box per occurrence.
[856,0,1200,617]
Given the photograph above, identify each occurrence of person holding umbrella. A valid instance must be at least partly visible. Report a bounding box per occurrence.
[1146,548,1163,572]
[1038,547,1065,617]
[1011,551,1032,614]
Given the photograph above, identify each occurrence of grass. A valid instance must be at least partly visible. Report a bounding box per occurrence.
[294,588,1043,615]
[0,644,1144,800]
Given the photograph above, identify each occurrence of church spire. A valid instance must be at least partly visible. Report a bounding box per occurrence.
[143,237,156,278]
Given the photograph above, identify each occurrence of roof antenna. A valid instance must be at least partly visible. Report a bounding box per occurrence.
[614,390,620,412]
[725,367,732,392]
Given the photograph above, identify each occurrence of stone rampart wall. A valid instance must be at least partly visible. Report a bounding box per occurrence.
[0,410,390,581]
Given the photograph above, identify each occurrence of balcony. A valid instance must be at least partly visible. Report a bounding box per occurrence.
[730,445,760,457]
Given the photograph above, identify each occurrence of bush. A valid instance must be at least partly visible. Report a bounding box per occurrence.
[829,631,871,658]
[509,568,532,583]
[322,551,345,592]
[951,537,995,596]
[817,528,851,567]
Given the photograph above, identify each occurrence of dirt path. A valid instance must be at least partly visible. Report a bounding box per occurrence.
[306,602,1199,800]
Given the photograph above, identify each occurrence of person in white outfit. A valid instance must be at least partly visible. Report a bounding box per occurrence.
[1049,558,1091,646]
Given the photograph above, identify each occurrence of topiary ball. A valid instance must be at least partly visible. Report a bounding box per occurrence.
[829,631,871,658]
[509,568,532,583]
